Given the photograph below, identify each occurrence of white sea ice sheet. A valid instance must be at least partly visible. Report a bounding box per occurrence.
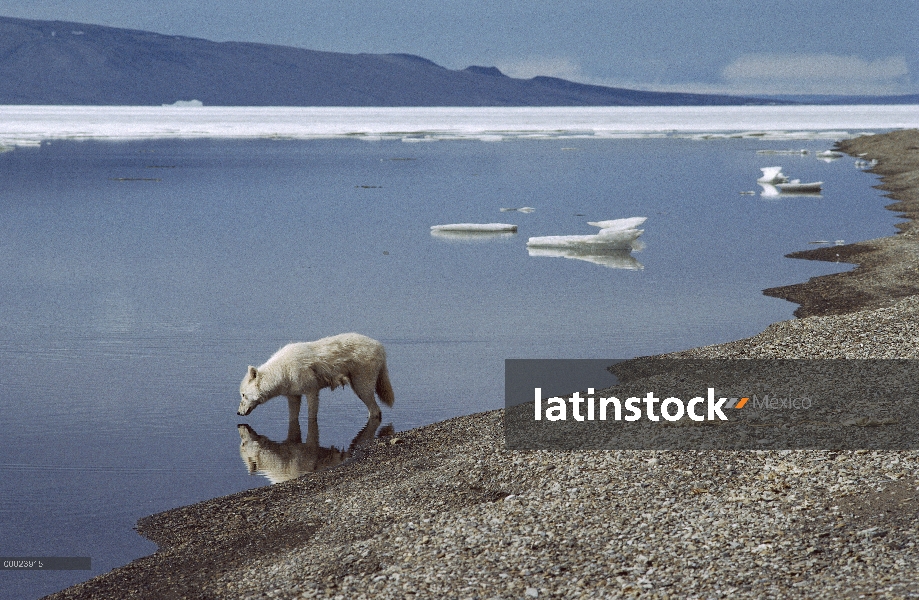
[1,105,918,146]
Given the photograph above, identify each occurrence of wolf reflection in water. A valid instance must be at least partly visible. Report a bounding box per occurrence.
[238,417,393,484]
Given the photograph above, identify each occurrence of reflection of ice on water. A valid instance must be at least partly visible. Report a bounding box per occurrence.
[527,247,644,270]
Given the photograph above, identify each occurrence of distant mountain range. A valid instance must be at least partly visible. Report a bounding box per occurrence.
[0,16,774,107]
[0,16,913,107]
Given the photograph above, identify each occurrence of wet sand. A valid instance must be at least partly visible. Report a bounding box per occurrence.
[45,129,919,599]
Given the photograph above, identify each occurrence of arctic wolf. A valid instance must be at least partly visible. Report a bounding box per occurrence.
[238,333,395,421]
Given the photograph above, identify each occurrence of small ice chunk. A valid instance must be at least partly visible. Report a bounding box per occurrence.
[587,217,647,230]
[757,166,789,184]
[430,223,518,232]
[162,99,204,107]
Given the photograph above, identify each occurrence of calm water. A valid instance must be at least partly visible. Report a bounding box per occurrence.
[0,135,897,599]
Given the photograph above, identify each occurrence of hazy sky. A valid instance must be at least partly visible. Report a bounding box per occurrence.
[4,1,917,96]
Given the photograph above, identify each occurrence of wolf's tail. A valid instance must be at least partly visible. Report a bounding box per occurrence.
[376,363,395,407]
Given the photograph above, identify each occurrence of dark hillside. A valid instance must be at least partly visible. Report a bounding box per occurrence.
[0,16,776,106]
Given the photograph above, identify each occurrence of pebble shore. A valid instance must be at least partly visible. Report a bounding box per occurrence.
[46,129,919,599]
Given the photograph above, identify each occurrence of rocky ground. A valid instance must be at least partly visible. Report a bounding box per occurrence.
[46,129,919,599]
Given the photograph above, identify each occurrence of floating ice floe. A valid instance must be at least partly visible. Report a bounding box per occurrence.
[757,166,789,184]
[430,230,517,241]
[526,228,642,250]
[526,247,643,270]
[817,150,844,162]
[430,223,518,240]
[586,216,647,230]
[527,218,645,252]
[758,183,823,198]
[431,223,518,232]
[776,179,823,194]
[757,166,822,196]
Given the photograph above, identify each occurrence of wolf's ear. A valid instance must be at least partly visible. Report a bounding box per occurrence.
[247,366,258,380]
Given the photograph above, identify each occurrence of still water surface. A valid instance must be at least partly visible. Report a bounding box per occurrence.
[0,135,896,598]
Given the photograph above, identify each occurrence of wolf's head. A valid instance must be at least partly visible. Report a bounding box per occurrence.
[238,366,266,416]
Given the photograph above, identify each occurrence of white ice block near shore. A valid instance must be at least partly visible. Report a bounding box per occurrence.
[430,223,518,232]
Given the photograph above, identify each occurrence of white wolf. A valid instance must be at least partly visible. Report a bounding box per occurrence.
[238,333,395,421]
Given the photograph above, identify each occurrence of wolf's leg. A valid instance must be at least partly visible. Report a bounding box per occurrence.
[353,378,383,419]
[305,390,320,422]
[287,395,302,422]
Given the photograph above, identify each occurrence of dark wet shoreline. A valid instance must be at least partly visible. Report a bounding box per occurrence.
[764,130,919,317]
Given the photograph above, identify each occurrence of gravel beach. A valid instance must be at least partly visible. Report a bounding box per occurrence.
[45,129,919,599]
